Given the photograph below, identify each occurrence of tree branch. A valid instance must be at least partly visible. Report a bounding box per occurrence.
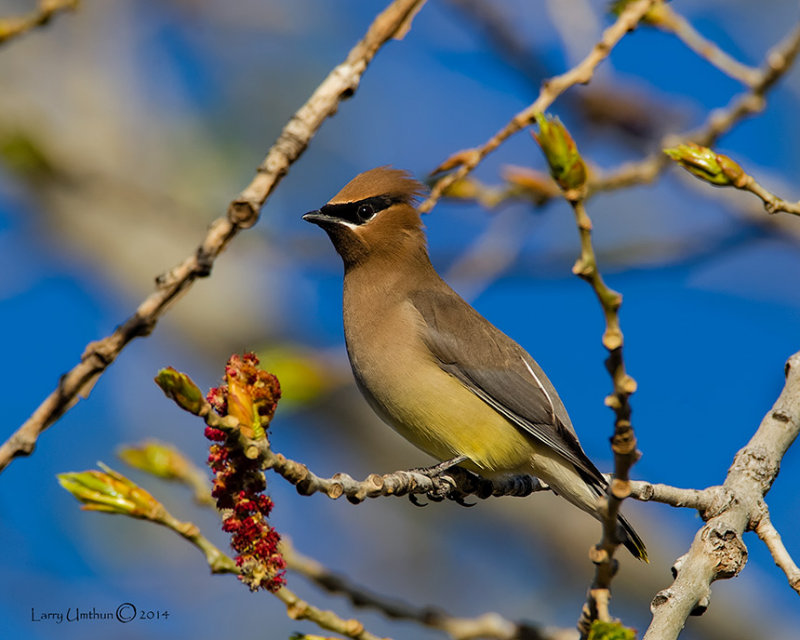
[567,196,641,633]
[591,20,800,195]
[629,481,714,511]
[283,539,577,640]
[741,177,800,217]
[249,441,546,505]
[754,502,800,596]
[420,0,660,214]
[0,0,78,47]
[653,4,760,87]
[0,0,427,475]
[643,351,800,640]
[165,500,390,639]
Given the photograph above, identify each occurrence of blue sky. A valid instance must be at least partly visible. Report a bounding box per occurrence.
[1,2,799,639]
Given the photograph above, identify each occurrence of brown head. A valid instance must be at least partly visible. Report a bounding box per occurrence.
[303,167,429,269]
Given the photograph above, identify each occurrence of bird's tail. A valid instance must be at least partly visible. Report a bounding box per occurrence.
[618,512,648,562]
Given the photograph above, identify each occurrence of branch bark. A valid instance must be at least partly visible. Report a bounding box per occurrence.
[643,351,800,640]
[754,503,800,596]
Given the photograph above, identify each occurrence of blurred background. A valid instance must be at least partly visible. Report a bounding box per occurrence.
[1,0,799,638]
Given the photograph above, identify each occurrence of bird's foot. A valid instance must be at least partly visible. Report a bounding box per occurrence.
[408,455,469,478]
[407,456,479,507]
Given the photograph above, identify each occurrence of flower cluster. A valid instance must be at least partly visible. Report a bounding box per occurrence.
[206,353,285,592]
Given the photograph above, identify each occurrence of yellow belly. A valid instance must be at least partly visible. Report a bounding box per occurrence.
[351,340,534,472]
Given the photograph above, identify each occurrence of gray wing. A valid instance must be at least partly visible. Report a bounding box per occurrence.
[410,288,607,489]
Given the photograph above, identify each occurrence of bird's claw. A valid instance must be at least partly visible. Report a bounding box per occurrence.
[408,455,469,478]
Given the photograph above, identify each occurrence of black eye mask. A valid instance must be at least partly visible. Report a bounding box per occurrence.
[318,195,400,225]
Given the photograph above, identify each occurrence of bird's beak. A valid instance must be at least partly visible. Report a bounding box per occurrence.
[303,210,350,232]
[302,210,329,225]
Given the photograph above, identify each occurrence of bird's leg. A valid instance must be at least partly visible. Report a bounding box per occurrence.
[409,455,469,478]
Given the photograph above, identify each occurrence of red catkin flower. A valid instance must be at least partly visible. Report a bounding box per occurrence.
[203,352,286,592]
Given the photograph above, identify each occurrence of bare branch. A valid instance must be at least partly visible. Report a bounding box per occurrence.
[644,351,800,640]
[257,445,546,505]
[742,178,800,217]
[421,0,660,214]
[163,500,390,639]
[283,539,577,640]
[532,114,643,632]
[629,481,715,511]
[592,20,800,195]
[754,503,800,596]
[655,5,760,87]
[0,0,427,475]
[273,587,389,640]
[568,196,641,634]
[175,519,390,639]
[0,0,78,47]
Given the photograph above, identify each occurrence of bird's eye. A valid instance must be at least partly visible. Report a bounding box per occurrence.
[357,203,375,222]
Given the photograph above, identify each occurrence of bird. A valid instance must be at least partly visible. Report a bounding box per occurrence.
[303,166,647,561]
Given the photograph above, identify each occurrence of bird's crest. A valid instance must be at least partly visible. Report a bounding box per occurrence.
[328,166,427,206]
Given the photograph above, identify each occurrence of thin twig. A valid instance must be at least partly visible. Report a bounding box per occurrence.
[643,351,800,640]
[159,512,239,574]
[629,481,714,511]
[162,511,389,639]
[567,196,640,636]
[0,0,427,475]
[283,539,577,640]
[741,178,800,217]
[656,5,760,87]
[420,0,660,214]
[273,587,389,640]
[0,0,78,46]
[591,20,800,195]
[754,502,800,596]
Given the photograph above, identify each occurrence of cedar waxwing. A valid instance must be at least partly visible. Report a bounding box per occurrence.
[303,167,647,561]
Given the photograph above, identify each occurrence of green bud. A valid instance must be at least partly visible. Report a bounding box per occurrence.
[57,463,165,520]
[716,153,746,186]
[117,440,191,480]
[155,367,205,415]
[587,620,637,640]
[663,143,746,187]
[533,113,587,191]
